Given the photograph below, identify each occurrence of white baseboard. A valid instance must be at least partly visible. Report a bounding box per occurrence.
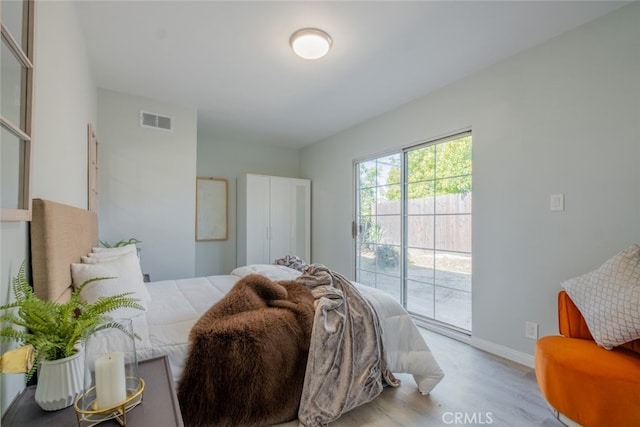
[470,336,535,368]
[414,318,471,344]
[415,320,535,368]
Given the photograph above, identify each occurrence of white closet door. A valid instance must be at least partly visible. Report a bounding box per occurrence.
[269,177,294,261]
[245,174,270,264]
[269,177,311,262]
[291,179,310,262]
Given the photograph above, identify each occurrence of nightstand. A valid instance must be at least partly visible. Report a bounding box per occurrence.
[1,355,183,426]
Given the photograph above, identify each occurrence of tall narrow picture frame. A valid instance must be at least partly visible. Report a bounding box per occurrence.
[196,177,228,241]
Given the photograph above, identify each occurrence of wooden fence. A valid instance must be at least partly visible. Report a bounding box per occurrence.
[366,193,471,253]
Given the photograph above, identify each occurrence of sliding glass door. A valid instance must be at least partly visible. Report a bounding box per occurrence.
[355,153,402,301]
[355,132,472,333]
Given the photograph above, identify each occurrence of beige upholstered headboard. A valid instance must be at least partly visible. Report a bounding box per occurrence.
[30,199,98,303]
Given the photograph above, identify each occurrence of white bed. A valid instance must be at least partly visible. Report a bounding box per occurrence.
[136,264,444,395]
[29,198,444,421]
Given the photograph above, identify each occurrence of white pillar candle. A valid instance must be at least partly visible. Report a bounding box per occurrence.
[95,351,126,409]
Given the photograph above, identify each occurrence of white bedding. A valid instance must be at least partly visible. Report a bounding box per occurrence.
[134,264,444,395]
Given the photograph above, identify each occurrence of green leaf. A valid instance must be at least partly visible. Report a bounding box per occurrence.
[0,261,144,383]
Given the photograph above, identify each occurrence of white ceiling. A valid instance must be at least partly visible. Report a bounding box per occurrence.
[75,1,628,149]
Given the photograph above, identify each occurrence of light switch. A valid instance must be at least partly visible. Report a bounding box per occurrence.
[550,193,564,211]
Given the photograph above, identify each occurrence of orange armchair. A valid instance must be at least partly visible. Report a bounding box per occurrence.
[535,291,640,426]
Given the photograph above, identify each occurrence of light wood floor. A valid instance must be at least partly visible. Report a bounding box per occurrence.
[279,328,565,427]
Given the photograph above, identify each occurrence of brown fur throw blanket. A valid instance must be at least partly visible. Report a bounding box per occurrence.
[177,274,315,427]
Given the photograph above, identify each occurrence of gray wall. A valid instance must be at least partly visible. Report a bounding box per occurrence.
[97,89,198,281]
[1,1,96,414]
[300,3,640,364]
[195,136,301,276]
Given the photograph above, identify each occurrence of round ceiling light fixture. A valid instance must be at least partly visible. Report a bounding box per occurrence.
[290,28,332,60]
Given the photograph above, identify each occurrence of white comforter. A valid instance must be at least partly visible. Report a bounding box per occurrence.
[133,264,444,395]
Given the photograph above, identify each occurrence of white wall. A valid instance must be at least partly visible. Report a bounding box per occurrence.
[97,89,197,281]
[1,1,96,415]
[195,136,300,276]
[301,3,640,363]
[31,3,97,208]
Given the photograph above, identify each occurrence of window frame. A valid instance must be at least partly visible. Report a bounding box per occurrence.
[1,0,35,222]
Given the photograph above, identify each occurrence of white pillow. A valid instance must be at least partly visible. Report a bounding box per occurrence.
[562,244,640,349]
[71,262,147,319]
[80,252,151,302]
[91,244,137,256]
[231,264,302,281]
[82,254,121,264]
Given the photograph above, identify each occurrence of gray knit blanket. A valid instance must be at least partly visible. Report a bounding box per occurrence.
[295,264,399,427]
[274,254,309,272]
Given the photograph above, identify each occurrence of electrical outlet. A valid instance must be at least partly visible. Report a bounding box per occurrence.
[525,321,538,340]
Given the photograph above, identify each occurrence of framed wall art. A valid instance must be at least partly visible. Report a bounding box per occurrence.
[195,177,228,241]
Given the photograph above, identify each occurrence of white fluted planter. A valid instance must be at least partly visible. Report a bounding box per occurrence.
[35,350,84,411]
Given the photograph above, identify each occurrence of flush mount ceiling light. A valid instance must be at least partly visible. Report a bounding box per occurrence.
[290,28,332,60]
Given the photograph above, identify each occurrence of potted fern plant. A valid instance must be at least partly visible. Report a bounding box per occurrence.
[0,262,144,411]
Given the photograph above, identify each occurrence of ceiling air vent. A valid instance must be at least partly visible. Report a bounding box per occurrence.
[139,110,174,131]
